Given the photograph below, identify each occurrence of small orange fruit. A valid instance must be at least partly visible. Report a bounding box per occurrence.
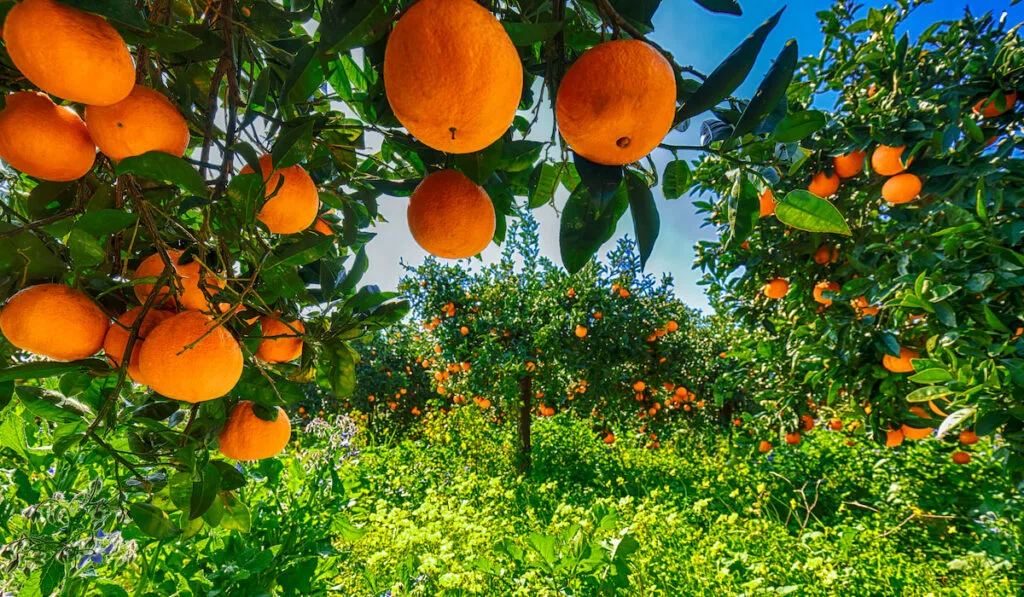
[885,428,904,447]
[557,40,676,165]
[633,381,646,392]
[666,320,678,332]
[3,0,135,105]
[255,316,305,363]
[0,283,109,361]
[883,347,919,373]
[871,145,912,176]
[759,189,776,217]
[384,0,521,153]
[240,155,320,235]
[138,311,243,403]
[833,151,866,178]
[813,281,840,306]
[133,250,225,313]
[800,414,815,431]
[407,169,495,259]
[882,173,922,205]
[851,296,879,318]
[813,244,838,265]
[0,91,95,181]
[951,451,971,465]
[103,307,175,384]
[959,430,979,445]
[313,216,334,236]
[460,326,469,336]
[829,418,843,431]
[763,278,789,299]
[784,432,802,445]
[574,325,588,338]
[900,424,933,440]
[604,433,615,444]
[219,400,291,461]
[758,440,772,453]
[973,91,1017,118]
[808,171,840,198]
[85,86,190,161]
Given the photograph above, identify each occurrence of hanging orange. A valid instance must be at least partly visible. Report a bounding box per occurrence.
[833,151,866,178]
[556,40,676,166]
[808,171,840,198]
[759,189,776,217]
[133,250,225,313]
[219,400,291,460]
[871,145,911,176]
[0,91,95,181]
[383,0,522,154]
[2,0,135,106]
[239,155,320,234]
[882,173,922,205]
[103,307,175,385]
[973,91,1017,118]
[882,347,919,373]
[763,278,789,299]
[407,169,495,259]
[85,86,190,161]
[0,283,109,361]
[255,316,305,363]
[813,281,840,306]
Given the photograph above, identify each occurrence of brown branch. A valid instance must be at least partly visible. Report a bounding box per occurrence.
[0,208,83,239]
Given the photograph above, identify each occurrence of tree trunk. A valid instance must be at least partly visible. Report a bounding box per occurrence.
[517,375,533,475]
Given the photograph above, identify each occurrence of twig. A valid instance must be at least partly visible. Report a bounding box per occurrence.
[0,208,83,239]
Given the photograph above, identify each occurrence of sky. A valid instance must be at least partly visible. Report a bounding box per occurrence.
[361,0,1024,312]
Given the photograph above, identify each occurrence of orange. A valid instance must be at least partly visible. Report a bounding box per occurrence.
[407,169,495,259]
[240,155,320,234]
[951,451,971,465]
[2,0,134,105]
[883,347,919,373]
[828,418,843,431]
[813,244,838,265]
[218,400,291,460]
[973,91,1017,118]
[0,91,95,181]
[574,325,588,338]
[808,171,840,198]
[604,433,615,445]
[758,440,772,453]
[460,326,469,336]
[871,145,911,176]
[138,310,243,403]
[0,283,108,361]
[900,424,933,440]
[255,316,305,363]
[313,209,335,235]
[885,428,904,447]
[383,0,521,154]
[833,151,866,178]
[556,40,676,166]
[813,281,840,306]
[959,430,979,445]
[759,189,776,217]
[666,320,679,332]
[133,249,225,312]
[851,296,879,318]
[103,307,174,384]
[633,381,646,392]
[800,414,815,431]
[882,173,922,205]
[85,86,190,162]
[784,432,802,445]
[763,278,789,299]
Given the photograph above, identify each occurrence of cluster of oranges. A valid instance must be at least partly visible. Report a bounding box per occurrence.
[388,0,677,260]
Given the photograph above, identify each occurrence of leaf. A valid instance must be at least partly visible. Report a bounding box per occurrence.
[606,0,662,34]
[692,0,742,15]
[117,152,208,197]
[730,39,798,139]
[338,247,368,296]
[908,369,953,384]
[455,138,503,185]
[268,234,336,269]
[906,386,956,403]
[319,0,388,53]
[212,460,247,491]
[936,408,975,440]
[699,119,732,146]
[727,178,760,247]
[190,463,221,520]
[129,503,179,539]
[324,341,360,398]
[625,171,660,269]
[15,386,92,422]
[75,210,138,237]
[503,21,563,45]
[528,163,561,208]
[68,229,106,268]
[677,7,785,121]
[271,119,315,169]
[662,160,692,199]
[0,222,66,280]
[573,152,623,202]
[0,359,108,383]
[219,493,251,532]
[775,190,852,235]
[58,0,149,29]
[559,183,629,274]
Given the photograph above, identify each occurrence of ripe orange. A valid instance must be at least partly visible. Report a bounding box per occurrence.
[808,171,840,198]
[313,216,334,236]
[633,381,646,392]
[851,296,879,318]
[951,451,971,465]
[575,325,588,338]
[556,40,676,165]
[813,244,838,265]
[763,278,789,299]
[255,316,305,363]
[103,307,174,384]
[959,430,979,445]
[604,433,615,444]
[758,440,772,453]
[833,151,866,178]
[219,401,291,461]
[666,320,679,332]
[800,414,815,431]
[0,283,109,361]
[900,424,933,440]
[0,91,95,181]
[460,326,469,336]
[871,145,912,176]
[240,155,320,234]
[885,428,904,447]
[383,0,521,154]
[973,91,1016,118]
[759,189,776,217]
[883,347,919,373]
[828,418,843,431]
[138,311,243,403]
[407,169,495,259]
[813,281,840,306]
[882,173,922,205]
[133,250,225,312]
[784,432,802,445]
[85,86,190,162]
[867,83,878,98]
[2,0,134,106]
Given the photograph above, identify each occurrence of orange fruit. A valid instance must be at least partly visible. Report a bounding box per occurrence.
[813,281,840,306]
[2,0,134,105]
[313,217,334,236]
[833,151,866,178]
[883,347,919,373]
[103,307,175,384]
[763,278,789,299]
[808,171,840,198]
[952,451,971,465]
[219,400,291,460]
[900,424,933,440]
[407,169,495,259]
[255,316,305,363]
[813,244,838,265]
[0,283,109,361]
[574,325,588,338]
[666,320,678,332]
[885,428,904,447]
[784,432,802,445]
[759,189,776,217]
[851,296,879,318]
[383,0,521,154]
[959,430,979,445]
[973,91,1017,118]
[882,173,922,205]
[800,414,815,431]
[138,310,243,403]
[556,40,676,166]
[240,155,320,234]
[871,145,912,176]
[133,250,225,312]
[633,381,646,392]
[758,440,772,453]
[0,91,95,181]
[828,418,843,431]
[85,86,190,162]
[460,326,469,336]
[604,433,615,444]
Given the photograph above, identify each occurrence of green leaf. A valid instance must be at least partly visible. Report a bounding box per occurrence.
[773,111,826,143]
[117,152,208,197]
[662,160,692,199]
[268,234,336,269]
[677,7,784,121]
[626,172,660,269]
[730,39,798,139]
[573,152,623,202]
[68,229,105,268]
[606,0,662,33]
[75,210,138,237]
[319,0,388,53]
[212,460,247,491]
[906,386,956,403]
[58,0,149,29]
[15,386,92,422]
[559,183,629,274]
[936,408,975,440]
[338,247,368,296]
[776,190,852,235]
[455,138,503,185]
[692,0,742,15]
[983,305,1011,333]
[324,341,360,398]
[908,369,953,384]
[727,178,760,247]
[219,493,251,532]
[0,359,108,383]
[0,408,29,461]
[271,119,315,169]
[528,163,561,209]
[190,463,221,520]
[0,223,66,280]
[503,21,563,45]
[129,503,179,538]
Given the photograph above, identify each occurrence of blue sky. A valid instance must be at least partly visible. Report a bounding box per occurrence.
[362,0,1024,312]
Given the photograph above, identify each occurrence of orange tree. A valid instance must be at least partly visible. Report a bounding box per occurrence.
[691,1,1024,478]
